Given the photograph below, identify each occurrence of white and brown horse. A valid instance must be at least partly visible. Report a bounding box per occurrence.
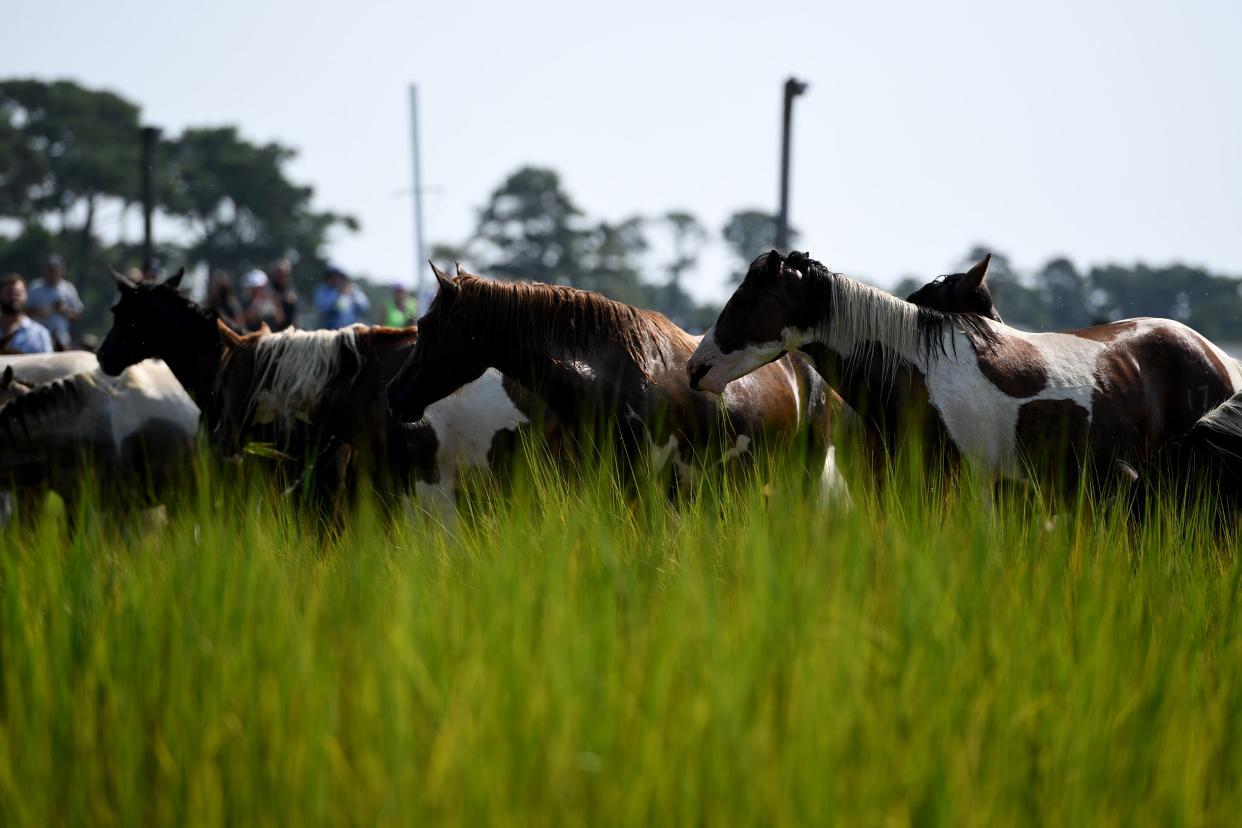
[387,263,847,500]
[688,250,1242,494]
[0,360,199,519]
[97,272,549,513]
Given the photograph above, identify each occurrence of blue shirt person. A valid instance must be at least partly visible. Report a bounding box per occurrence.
[313,264,370,329]
[1,274,54,354]
[26,254,83,350]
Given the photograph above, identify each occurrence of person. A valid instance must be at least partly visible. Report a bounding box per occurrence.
[206,270,245,331]
[26,254,83,350]
[313,264,370,329]
[142,259,163,284]
[384,283,418,327]
[0,274,54,354]
[269,258,299,330]
[241,269,285,333]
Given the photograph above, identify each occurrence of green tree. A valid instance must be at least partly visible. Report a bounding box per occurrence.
[163,127,357,278]
[472,166,585,284]
[722,210,795,282]
[1036,256,1093,329]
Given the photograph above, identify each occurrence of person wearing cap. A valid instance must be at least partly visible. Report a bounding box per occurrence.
[1,274,54,354]
[384,283,418,328]
[269,258,299,330]
[242,268,285,333]
[26,254,83,350]
[313,264,370,329]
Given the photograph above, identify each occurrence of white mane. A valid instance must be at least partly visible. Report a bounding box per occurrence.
[248,327,363,427]
[1197,392,1242,444]
[814,272,974,380]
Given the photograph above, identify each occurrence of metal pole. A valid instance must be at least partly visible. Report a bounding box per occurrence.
[409,85,427,308]
[777,78,808,251]
[140,126,160,270]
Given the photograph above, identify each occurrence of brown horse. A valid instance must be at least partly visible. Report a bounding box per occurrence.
[98,272,549,511]
[388,263,847,499]
[688,250,1242,493]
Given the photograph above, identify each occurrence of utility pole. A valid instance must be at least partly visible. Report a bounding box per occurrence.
[777,77,808,251]
[409,85,428,309]
[140,126,160,270]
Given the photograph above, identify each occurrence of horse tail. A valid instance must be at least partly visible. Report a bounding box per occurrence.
[1150,391,1242,508]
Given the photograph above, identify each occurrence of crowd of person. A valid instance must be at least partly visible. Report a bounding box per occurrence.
[1,255,420,354]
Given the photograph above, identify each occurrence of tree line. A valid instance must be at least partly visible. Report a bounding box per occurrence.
[0,78,355,337]
[4,78,1240,342]
[895,248,1242,341]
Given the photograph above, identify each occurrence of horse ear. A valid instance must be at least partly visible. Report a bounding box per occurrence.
[111,268,136,293]
[765,250,784,278]
[429,260,458,301]
[164,268,185,289]
[961,254,991,291]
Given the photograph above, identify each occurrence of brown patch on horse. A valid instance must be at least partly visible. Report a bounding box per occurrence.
[970,334,1048,398]
[1087,324,1232,467]
[1067,320,1137,342]
[1015,399,1090,490]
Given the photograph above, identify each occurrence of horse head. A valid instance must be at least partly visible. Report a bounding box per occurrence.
[97,267,201,376]
[387,261,489,423]
[688,250,818,393]
[904,254,1002,322]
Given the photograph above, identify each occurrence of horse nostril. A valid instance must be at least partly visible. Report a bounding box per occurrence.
[688,362,710,390]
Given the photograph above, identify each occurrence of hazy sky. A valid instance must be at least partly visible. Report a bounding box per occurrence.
[6,0,1240,301]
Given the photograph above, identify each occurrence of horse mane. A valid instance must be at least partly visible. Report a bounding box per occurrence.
[1195,392,1242,446]
[0,371,99,440]
[451,274,696,374]
[783,251,998,378]
[245,326,365,427]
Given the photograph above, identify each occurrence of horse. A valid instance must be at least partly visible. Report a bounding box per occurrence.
[387,263,847,501]
[0,361,199,521]
[97,271,549,513]
[2,351,100,384]
[904,255,1003,322]
[688,250,1242,495]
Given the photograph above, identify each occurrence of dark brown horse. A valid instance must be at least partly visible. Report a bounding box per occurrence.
[904,255,1003,322]
[688,250,1242,493]
[388,264,847,499]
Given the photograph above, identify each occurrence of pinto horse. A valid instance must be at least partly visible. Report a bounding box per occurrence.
[387,263,847,499]
[97,271,548,512]
[688,250,1242,493]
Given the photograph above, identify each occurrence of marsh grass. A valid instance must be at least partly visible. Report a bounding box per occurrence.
[1,434,1240,826]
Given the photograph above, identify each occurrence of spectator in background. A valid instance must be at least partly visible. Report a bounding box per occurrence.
[384,283,418,328]
[313,264,369,329]
[142,259,163,284]
[26,254,83,350]
[207,270,244,331]
[1,274,53,354]
[242,269,284,333]
[269,258,299,330]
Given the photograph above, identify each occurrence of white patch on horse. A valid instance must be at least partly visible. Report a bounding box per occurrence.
[925,326,1104,478]
[818,445,852,508]
[719,434,751,465]
[419,368,528,503]
[689,325,800,395]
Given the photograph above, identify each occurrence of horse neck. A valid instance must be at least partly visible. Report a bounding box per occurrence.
[161,309,223,402]
[461,288,638,418]
[803,272,934,373]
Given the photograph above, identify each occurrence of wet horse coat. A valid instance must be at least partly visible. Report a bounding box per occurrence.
[688,251,1242,491]
[388,264,845,498]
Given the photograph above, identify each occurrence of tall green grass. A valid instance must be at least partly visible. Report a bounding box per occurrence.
[1,440,1240,826]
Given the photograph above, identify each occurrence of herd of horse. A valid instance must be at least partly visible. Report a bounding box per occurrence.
[2,250,1241,526]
